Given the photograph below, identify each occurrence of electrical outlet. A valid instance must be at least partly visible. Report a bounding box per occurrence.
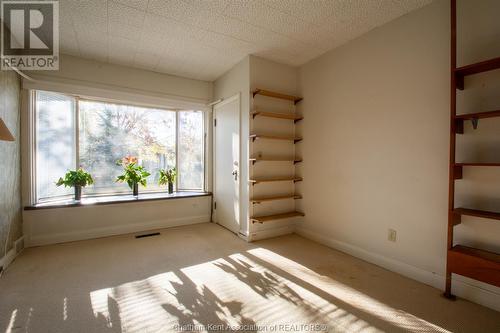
[388,229,397,242]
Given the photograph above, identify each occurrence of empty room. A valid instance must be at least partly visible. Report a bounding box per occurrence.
[0,0,499,332]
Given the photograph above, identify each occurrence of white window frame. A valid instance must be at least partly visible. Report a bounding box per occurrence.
[30,89,207,204]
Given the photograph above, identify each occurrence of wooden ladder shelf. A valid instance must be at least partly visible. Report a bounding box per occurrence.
[445,0,500,298]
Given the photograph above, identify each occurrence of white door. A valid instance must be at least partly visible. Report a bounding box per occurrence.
[213,94,240,233]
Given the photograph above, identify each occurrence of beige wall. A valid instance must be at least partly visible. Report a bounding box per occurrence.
[28,55,213,105]
[23,196,212,247]
[0,70,21,260]
[297,0,499,310]
[19,55,215,246]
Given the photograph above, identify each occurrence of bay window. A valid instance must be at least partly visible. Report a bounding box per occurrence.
[33,90,205,203]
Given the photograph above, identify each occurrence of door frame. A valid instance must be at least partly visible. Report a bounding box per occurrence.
[212,93,241,233]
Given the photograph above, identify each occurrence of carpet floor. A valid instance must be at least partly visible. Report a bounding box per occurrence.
[0,223,498,333]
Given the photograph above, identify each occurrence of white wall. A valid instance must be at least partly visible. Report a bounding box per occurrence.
[213,57,250,236]
[297,0,500,311]
[23,196,212,247]
[248,56,301,240]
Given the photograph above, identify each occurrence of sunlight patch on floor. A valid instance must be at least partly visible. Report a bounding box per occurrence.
[248,248,451,333]
[88,252,397,332]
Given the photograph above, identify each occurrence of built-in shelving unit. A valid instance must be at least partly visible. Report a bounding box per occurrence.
[249,177,303,185]
[250,88,304,224]
[251,211,305,224]
[252,89,303,104]
[251,194,302,204]
[445,0,500,298]
[252,110,303,122]
[249,134,302,143]
[250,157,302,164]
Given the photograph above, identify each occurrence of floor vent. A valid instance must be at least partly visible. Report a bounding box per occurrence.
[135,232,160,239]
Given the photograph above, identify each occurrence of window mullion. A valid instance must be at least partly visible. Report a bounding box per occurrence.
[75,97,80,170]
[175,111,179,191]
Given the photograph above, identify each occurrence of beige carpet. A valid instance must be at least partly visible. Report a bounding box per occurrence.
[0,223,498,333]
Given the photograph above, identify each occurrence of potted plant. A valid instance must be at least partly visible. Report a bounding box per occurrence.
[159,168,176,194]
[116,156,150,196]
[56,168,94,201]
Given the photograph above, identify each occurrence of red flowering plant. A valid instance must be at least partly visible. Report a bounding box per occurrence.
[115,155,150,191]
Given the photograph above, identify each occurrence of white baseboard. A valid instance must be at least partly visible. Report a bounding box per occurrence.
[295,227,500,312]
[0,236,25,273]
[26,215,211,247]
[249,225,295,241]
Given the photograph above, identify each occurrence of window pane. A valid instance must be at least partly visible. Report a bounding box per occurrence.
[178,111,204,190]
[36,91,76,201]
[79,101,176,195]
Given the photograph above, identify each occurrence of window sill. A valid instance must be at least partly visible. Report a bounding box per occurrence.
[24,191,212,211]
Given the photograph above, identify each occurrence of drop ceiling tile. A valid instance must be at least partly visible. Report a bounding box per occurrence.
[114,0,149,11]
[182,0,232,12]
[108,0,146,28]
[60,0,434,81]
[68,0,107,23]
[262,0,339,25]
[109,21,143,41]
[138,36,170,55]
[147,0,192,20]
[109,36,138,51]
[142,13,207,42]
[201,31,255,55]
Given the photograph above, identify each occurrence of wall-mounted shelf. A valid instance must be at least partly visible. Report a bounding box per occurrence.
[252,89,303,104]
[250,177,302,185]
[455,56,500,90]
[250,157,302,165]
[251,194,302,204]
[251,211,305,223]
[250,134,302,143]
[447,245,500,287]
[252,110,303,123]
